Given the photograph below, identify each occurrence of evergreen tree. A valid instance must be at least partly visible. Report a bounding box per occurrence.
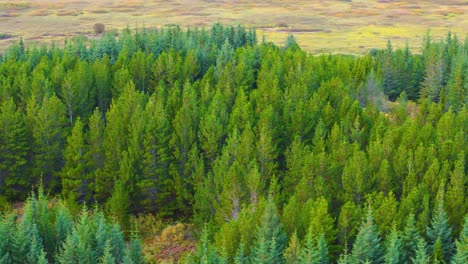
[0,214,15,263]
[446,153,466,235]
[432,238,445,264]
[251,194,286,264]
[284,34,300,51]
[235,243,248,264]
[138,95,171,214]
[26,224,45,264]
[194,226,219,264]
[125,238,144,264]
[402,213,422,263]
[298,231,328,264]
[384,226,402,264]
[256,106,279,183]
[412,238,429,264]
[420,44,445,102]
[106,179,130,228]
[54,202,74,255]
[452,216,468,264]
[85,108,105,202]
[61,118,88,205]
[427,200,455,262]
[99,240,116,264]
[0,98,29,199]
[350,207,383,263]
[31,95,67,192]
[169,81,199,216]
[283,232,300,264]
[342,146,371,204]
[445,49,467,112]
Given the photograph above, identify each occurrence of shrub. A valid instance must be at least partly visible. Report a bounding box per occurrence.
[94,23,105,34]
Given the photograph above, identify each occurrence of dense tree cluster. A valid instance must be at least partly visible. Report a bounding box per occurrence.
[0,187,143,263]
[0,24,466,263]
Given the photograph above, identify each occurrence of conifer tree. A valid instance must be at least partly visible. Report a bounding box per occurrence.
[61,118,87,206]
[0,214,15,263]
[412,238,429,264]
[138,95,171,214]
[384,226,402,264]
[194,226,219,264]
[99,240,116,264]
[342,146,371,204]
[106,179,130,228]
[0,98,29,199]
[338,201,362,247]
[256,106,279,182]
[86,108,105,202]
[427,200,455,262]
[235,243,247,264]
[283,232,300,264]
[54,202,73,255]
[26,224,45,264]
[92,57,111,112]
[298,231,328,264]
[125,238,144,264]
[37,250,48,264]
[446,153,466,235]
[350,207,383,264]
[420,44,445,102]
[169,81,200,215]
[31,95,67,192]
[402,213,422,263]
[251,194,286,264]
[445,50,467,112]
[431,238,445,264]
[199,91,228,165]
[452,216,468,264]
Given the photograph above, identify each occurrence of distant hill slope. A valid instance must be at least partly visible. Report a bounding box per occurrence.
[0,0,466,53]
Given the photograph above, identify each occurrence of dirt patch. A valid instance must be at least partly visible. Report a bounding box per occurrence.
[277,28,326,33]
[56,10,83,16]
[180,12,212,16]
[0,11,21,17]
[87,9,110,14]
[27,9,50,16]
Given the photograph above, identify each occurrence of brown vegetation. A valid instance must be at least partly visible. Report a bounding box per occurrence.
[93,23,105,34]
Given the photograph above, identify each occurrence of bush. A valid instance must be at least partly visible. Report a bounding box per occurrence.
[0,195,11,212]
[0,33,13,40]
[94,23,105,34]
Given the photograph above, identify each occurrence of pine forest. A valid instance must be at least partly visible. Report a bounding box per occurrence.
[0,24,466,263]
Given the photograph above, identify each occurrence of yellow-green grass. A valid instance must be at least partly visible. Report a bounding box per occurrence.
[0,0,467,54]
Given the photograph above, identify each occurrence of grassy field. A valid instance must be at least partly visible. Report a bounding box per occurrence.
[0,0,467,54]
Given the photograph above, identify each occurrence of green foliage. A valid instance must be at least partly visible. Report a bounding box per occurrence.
[283,232,300,264]
[350,207,383,263]
[0,25,466,263]
[298,232,329,264]
[61,118,87,206]
[0,187,144,264]
[384,226,403,264]
[452,216,468,264]
[427,200,455,262]
[190,226,220,264]
[412,238,430,264]
[251,195,286,264]
[106,179,131,228]
[402,214,423,263]
[0,98,29,198]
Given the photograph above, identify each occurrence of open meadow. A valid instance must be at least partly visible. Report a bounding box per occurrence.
[0,0,467,53]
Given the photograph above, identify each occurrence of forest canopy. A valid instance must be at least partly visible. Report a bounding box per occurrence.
[0,24,466,263]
